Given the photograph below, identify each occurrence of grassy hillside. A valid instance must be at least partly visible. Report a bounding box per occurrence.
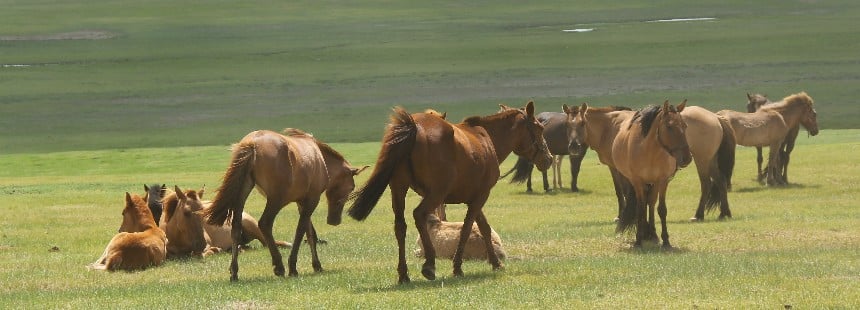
[0,130,858,308]
[2,0,859,153]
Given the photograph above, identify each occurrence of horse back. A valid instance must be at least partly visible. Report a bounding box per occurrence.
[104,229,167,270]
[248,130,329,202]
[681,106,723,161]
[538,112,573,155]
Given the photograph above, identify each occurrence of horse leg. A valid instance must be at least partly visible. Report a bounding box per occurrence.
[541,167,550,192]
[766,143,783,186]
[475,211,503,271]
[390,184,410,284]
[257,200,286,277]
[569,150,586,192]
[646,184,659,243]
[293,198,320,275]
[781,127,799,184]
[525,162,534,193]
[554,155,563,189]
[630,183,647,247]
[656,182,672,249]
[413,197,442,281]
[610,168,625,222]
[691,163,710,222]
[756,146,765,182]
[452,199,483,277]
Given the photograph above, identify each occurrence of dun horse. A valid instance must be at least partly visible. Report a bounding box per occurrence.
[746,93,802,183]
[348,101,552,284]
[89,193,167,271]
[718,92,819,186]
[203,129,367,281]
[613,101,692,248]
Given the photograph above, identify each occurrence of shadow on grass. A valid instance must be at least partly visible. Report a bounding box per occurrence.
[618,243,691,255]
[733,182,818,193]
[350,270,502,293]
[511,188,594,196]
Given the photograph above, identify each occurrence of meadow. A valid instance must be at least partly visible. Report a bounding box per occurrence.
[1,0,859,308]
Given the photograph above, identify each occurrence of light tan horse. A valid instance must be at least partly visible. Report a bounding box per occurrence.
[203,129,367,281]
[746,93,802,183]
[348,101,552,284]
[89,193,167,271]
[613,101,692,248]
[717,92,819,186]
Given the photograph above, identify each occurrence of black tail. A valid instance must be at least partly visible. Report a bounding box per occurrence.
[615,176,639,233]
[501,156,534,184]
[203,141,256,226]
[348,107,417,221]
[717,116,736,192]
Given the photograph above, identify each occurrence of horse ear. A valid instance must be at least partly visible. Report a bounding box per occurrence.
[498,104,510,111]
[353,165,370,176]
[199,185,205,199]
[525,100,535,117]
[662,100,670,113]
[580,102,588,112]
[174,185,186,200]
[562,104,571,114]
[747,93,753,100]
[677,99,687,112]
[144,184,150,192]
[125,192,133,205]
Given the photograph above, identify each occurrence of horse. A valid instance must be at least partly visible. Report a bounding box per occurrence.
[717,92,819,186]
[505,110,589,192]
[746,93,802,183]
[162,185,291,256]
[680,105,736,221]
[566,104,637,221]
[89,192,167,271]
[143,184,166,226]
[613,101,692,248]
[202,128,367,281]
[348,101,552,284]
[162,185,209,258]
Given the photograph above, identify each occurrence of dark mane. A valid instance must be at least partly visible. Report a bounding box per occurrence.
[631,105,662,136]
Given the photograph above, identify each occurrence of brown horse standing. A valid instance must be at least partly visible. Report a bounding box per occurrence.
[613,101,692,248]
[203,129,367,281]
[718,92,819,186]
[348,101,552,284]
[746,93,802,183]
[680,105,736,221]
[89,193,167,271]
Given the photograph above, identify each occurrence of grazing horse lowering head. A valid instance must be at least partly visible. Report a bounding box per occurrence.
[499,101,553,171]
[322,153,369,226]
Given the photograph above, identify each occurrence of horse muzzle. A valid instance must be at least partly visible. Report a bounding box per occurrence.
[569,142,586,157]
[327,213,342,226]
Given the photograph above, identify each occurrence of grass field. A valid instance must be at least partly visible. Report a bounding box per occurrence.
[2,0,859,308]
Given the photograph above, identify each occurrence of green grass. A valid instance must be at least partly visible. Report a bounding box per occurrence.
[1,131,858,308]
[2,0,859,153]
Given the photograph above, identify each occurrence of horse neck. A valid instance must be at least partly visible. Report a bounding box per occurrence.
[470,112,521,162]
[764,100,804,127]
[584,110,624,151]
[319,144,347,184]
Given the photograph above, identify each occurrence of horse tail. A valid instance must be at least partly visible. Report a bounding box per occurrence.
[500,156,533,184]
[615,176,638,233]
[203,140,256,226]
[348,107,416,221]
[717,116,736,192]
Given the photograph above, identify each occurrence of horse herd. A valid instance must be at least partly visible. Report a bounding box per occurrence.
[88,92,819,284]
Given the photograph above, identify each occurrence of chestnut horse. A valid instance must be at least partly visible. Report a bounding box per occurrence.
[348,101,552,284]
[613,101,692,248]
[717,92,819,186]
[89,193,167,271]
[203,129,366,281]
[163,186,208,258]
[746,93,802,183]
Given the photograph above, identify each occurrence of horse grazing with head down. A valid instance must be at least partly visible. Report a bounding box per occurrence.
[348,101,553,284]
[203,129,367,281]
[613,101,692,248]
[718,92,819,186]
[745,93,804,184]
[89,192,167,271]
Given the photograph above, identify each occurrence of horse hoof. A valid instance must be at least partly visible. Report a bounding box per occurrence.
[662,243,673,250]
[230,275,239,282]
[453,268,464,277]
[571,187,580,193]
[398,276,411,284]
[288,270,298,277]
[421,267,436,280]
[273,266,285,277]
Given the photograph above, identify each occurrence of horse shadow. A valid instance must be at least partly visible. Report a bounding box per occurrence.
[733,182,818,193]
[350,271,501,293]
[513,188,594,196]
[618,243,691,255]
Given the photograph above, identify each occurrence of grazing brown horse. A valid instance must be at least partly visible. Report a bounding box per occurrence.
[613,101,692,248]
[348,101,553,284]
[746,93,802,183]
[203,129,367,281]
[89,193,167,271]
[718,92,819,186]
[143,184,166,226]
[566,104,637,221]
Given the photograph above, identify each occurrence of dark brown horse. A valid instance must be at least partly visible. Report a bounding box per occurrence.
[613,101,692,247]
[506,110,588,192]
[143,184,166,226]
[348,101,552,284]
[203,129,367,281]
[746,93,801,183]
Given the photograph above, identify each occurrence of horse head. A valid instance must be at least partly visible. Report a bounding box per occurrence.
[657,100,692,169]
[119,192,157,233]
[746,93,769,113]
[509,101,553,171]
[795,92,819,136]
[144,184,166,226]
[167,185,208,256]
[322,143,369,226]
[564,103,588,157]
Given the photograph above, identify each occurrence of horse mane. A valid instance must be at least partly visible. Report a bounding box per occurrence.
[463,108,520,127]
[162,192,179,223]
[782,91,814,107]
[610,105,633,111]
[316,140,346,162]
[283,128,312,137]
[630,105,663,136]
